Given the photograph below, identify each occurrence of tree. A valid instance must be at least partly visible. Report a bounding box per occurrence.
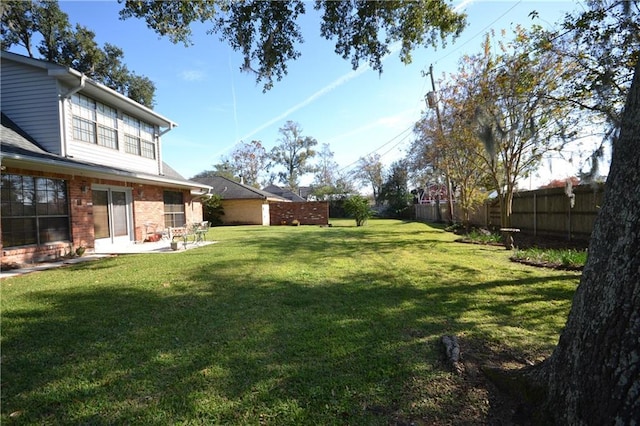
[532,0,639,180]
[470,28,578,227]
[1,0,156,107]
[229,140,268,187]
[192,160,237,182]
[354,154,384,207]
[269,121,317,190]
[0,1,39,57]
[343,195,373,227]
[119,0,467,92]
[312,143,338,188]
[411,76,490,226]
[201,194,224,226]
[309,143,356,200]
[529,54,640,426]
[380,160,412,218]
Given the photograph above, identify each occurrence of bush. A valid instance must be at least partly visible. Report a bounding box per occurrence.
[344,195,373,226]
[202,194,224,225]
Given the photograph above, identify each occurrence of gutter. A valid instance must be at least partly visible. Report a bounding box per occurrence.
[62,74,86,99]
[59,74,86,158]
[157,123,176,176]
[1,152,211,193]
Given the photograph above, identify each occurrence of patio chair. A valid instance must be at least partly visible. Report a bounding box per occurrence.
[193,221,210,244]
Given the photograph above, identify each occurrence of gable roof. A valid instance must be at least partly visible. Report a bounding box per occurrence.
[193,176,289,201]
[262,184,307,202]
[1,113,209,193]
[1,51,176,130]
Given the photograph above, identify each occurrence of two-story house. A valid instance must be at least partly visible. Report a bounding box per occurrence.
[1,51,211,265]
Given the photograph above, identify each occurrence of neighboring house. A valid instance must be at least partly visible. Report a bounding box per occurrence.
[194,176,288,225]
[262,184,307,202]
[1,51,211,264]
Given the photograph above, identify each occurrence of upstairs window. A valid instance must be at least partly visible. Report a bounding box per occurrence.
[71,94,118,149]
[123,114,156,159]
[1,174,70,247]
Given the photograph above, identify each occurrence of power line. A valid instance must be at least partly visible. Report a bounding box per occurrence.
[433,0,524,66]
[337,124,415,174]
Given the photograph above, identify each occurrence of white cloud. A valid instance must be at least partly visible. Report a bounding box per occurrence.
[454,0,476,12]
[180,70,206,82]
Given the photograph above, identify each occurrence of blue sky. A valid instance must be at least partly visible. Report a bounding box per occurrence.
[13,1,595,187]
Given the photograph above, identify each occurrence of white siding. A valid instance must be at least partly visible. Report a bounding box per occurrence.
[62,97,161,175]
[0,60,62,154]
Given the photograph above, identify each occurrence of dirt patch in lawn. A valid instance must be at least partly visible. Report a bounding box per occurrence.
[394,337,547,425]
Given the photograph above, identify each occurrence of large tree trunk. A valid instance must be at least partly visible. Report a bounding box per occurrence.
[540,61,640,423]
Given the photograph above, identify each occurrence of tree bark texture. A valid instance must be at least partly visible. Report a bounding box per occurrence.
[541,61,640,424]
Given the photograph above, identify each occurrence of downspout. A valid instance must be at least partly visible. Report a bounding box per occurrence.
[156,124,175,175]
[60,74,86,157]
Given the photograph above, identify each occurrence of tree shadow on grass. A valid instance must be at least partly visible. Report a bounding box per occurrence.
[1,224,579,424]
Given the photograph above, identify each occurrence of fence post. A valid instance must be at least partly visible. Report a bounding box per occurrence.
[533,193,537,237]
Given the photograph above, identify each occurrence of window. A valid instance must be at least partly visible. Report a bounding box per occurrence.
[123,114,156,159]
[163,191,185,228]
[1,175,70,247]
[71,94,118,149]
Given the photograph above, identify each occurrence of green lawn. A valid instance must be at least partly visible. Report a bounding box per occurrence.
[1,219,580,425]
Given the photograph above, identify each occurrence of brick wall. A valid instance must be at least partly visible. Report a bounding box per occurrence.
[1,166,203,265]
[269,201,329,225]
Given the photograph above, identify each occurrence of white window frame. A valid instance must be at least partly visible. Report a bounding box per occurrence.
[71,94,119,149]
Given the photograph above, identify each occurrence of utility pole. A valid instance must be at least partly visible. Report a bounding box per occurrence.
[423,64,455,223]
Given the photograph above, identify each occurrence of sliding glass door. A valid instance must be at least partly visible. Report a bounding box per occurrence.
[92,186,132,248]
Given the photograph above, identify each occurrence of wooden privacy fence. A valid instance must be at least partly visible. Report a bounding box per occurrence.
[415,183,605,241]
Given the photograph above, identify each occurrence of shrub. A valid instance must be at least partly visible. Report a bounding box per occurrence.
[202,194,224,225]
[344,195,373,226]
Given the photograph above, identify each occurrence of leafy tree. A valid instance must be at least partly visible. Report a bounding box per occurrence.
[532,0,639,180]
[192,160,237,182]
[124,73,155,108]
[190,170,218,180]
[0,1,39,57]
[470,28,578,227]
[528,55,640,426]
[353,154,384,207]
[230,140,268,187]
[411,67,492,226]
[269,121,317,190]
[1,0,156,107]
[312,143,338,187]
[343,195,373,227]
[380,160,412,218]
[201,194,224,226]
[119,0,467,91]
[309,143,356,200]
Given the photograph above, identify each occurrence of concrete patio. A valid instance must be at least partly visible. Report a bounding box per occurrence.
[1,240,216,279]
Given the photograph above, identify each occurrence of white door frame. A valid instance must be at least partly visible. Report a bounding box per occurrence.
[92,185,134,250]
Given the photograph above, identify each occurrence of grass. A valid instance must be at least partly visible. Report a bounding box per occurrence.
[1,219,581,425]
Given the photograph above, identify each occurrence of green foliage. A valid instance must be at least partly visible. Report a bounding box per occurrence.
[269,121,317,190]
[343,195,373,226]
[1,0,156,107]
[463,229,503,245]
[119,0,466,91]
[512,248,587,269]
[354,154,384,206]
[202,193,224,225]
[230,140,268,187]
[380,160,412,218]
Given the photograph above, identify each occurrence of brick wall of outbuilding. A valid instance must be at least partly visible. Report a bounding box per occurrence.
[269,201,329,225]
